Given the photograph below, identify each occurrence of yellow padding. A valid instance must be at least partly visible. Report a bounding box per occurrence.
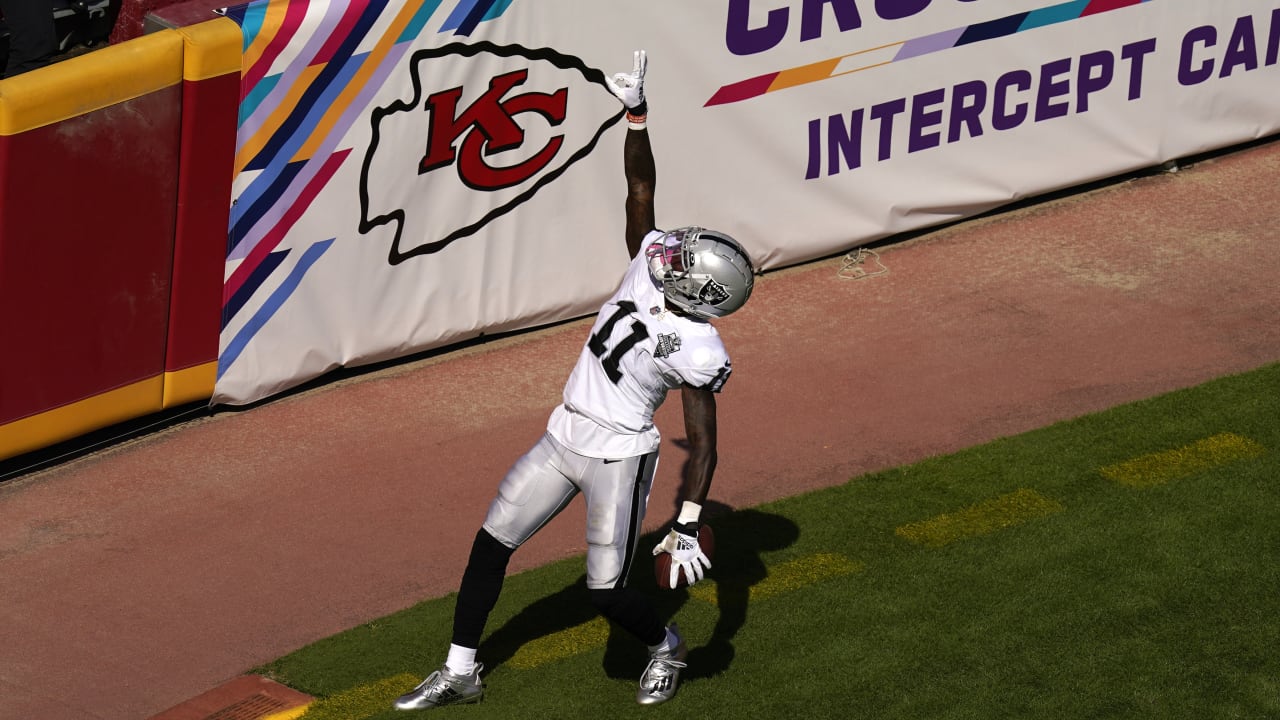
[0,30,183,136]
[179,17,244,81]
[0,376,164,461]
[162,362,217,408]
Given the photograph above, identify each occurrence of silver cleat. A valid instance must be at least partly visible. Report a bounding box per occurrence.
[636,625,688,705]
[393,662,484,711]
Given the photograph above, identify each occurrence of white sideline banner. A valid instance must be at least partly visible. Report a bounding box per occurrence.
[215,0,1280,405]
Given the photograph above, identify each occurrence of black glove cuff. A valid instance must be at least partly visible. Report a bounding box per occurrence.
[673,520,701,536]
[628,98,648,116]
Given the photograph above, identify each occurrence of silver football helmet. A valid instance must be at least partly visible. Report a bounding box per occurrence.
[648,227,755,319]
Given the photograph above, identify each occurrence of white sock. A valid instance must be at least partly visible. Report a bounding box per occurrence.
[648,627,677,655]
[446,644,477,676]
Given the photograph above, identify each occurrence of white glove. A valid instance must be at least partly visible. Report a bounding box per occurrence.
[605,49,648,111]
[653,523,710,587]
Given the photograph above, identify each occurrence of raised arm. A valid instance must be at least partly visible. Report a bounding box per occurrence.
[623,124,656,259]
[606,50,655,259]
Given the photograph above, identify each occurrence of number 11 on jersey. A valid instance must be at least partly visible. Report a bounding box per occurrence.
[587,301,649,384]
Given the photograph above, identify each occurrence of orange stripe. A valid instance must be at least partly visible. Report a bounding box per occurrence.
[769,58,842,92]
[234,63,325,172]
[765,40,904,95]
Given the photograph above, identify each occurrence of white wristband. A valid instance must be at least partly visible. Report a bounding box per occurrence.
[677,501,702,525]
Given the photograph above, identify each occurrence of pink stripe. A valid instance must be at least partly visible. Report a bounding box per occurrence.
[705,72,780,107]
[313,0,367,66]
[225,149,351,300]
[1082,0,1142,16]
[243,1,311,97]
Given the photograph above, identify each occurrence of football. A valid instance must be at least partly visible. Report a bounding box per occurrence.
[654,524,716,590]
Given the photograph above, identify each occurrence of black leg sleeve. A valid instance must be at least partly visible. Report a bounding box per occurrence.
[590,587,666,647]
[451,529,514,649]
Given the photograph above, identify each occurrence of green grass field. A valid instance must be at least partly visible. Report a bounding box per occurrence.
[257,362,1280,720]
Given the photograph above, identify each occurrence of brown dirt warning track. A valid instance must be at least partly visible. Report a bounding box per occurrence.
[1,137,1279,720]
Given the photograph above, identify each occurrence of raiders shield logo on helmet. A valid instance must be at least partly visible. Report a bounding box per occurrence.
[657,227,754,319]
[698,279,731,306]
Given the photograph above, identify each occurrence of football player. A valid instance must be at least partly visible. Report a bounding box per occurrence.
[394,49,755,711]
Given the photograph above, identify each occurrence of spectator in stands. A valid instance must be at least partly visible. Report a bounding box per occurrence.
[1,0,57,78]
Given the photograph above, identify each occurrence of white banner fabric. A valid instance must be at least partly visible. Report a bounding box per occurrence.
[215,0,1280,405]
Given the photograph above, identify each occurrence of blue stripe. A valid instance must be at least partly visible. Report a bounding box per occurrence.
[455,0,497,36]
[399,0,445,43]
[957,12,1030,45]
[484,0,515,21]
[222,248,289,328]
[238,73,281,129]
[218,239,335,380]
[440,0,479,31]
[221,2,250,26]
[229,158,304,249]
[238,1,268,52]
[1019,0,1090,31]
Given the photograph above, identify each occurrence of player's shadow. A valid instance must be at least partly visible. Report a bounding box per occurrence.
[473,501,799,681]
[472,571,598,673]
[600,501,799,681]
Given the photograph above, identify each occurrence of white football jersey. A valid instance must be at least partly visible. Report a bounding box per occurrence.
[547,231,733,458]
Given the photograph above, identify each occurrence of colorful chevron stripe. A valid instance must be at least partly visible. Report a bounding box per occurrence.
[705,0,1154,107]
[441,0,514,36]
[218,0,516,378]
[218,239,336,380]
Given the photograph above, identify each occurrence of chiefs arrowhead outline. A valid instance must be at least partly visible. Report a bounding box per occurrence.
[359,41,625,265]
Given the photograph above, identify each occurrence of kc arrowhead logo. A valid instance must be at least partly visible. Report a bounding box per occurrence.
[418,67,568,191]
[359,42,624,265]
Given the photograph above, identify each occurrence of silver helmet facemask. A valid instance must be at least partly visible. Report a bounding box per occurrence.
[647,227,755,319]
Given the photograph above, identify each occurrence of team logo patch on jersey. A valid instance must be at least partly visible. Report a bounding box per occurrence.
[654,332,682,359]
[699,279,732,306]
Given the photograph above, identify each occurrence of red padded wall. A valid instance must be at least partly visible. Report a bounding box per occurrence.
[0,87,182,425]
